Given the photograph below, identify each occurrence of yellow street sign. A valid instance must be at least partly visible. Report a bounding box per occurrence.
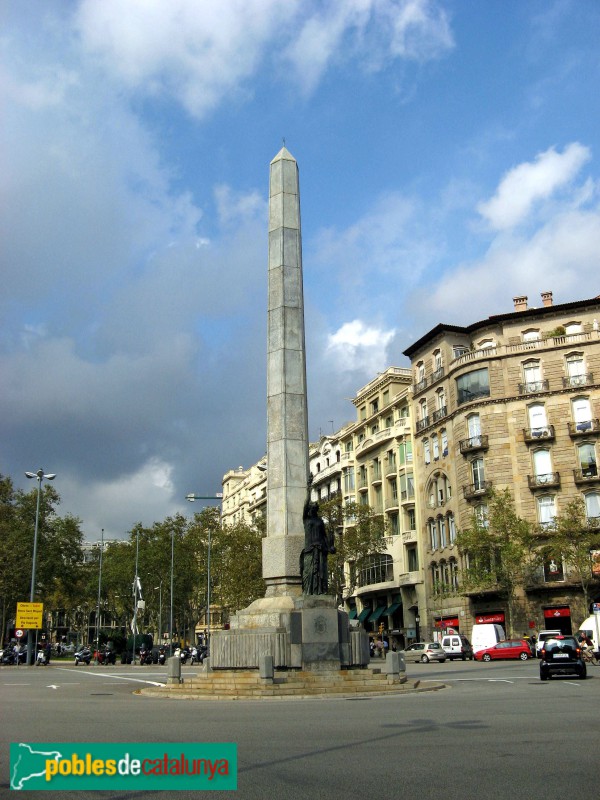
[16,602,44,629]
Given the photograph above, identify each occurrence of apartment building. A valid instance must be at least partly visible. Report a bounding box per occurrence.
[403,292,600,639]
[338,367,426,648]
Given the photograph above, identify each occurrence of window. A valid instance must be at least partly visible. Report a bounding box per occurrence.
[390,479,398,501]
[522,360,542,391]
[537,495,556,526]
[432,434,439,461]
[416,361,425,382]
[382,389,389,406]
[533,449,553,482]
[389,514,399,536]
[384,414,393,428]
[436,387,446,411]
[572,397,592,429]
[566,353,587,386]
[407,546,418,572]
[453,345,469,359]
[408,508,416,530]
[439,517,447,548]
[467,413,481,445]
[477,337,495,350]
[424,438,431,465]
[522,328,541,342]
[371,424,379,434]
[471,458,485,490]
[528,403,547,434]
[420,398,428,421]
[584,492,600,521]
[345,441,353,452]
[565,321,582,335]
[441,429,448,457]
[371,399,379,414]
[578,443,597,477]
[360,406,366,420]
[357,553,393,587]
[429,519,438,550]
[344,469,355,493]
[456,368,490,405]
[449,558,459,590]
[448,513,456,544]
[474,504,488,527]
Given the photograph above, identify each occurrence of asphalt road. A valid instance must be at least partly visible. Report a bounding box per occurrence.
[1,658,597,799]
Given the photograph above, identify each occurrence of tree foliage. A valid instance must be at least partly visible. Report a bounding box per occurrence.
[541,498,600,613]
[455,488,537,636]
[318,497,387,604]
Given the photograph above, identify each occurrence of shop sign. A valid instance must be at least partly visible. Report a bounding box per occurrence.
[475,612,505,624]
[543,607,570,619]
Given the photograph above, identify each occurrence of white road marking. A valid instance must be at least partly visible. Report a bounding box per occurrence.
[54,667,165,687]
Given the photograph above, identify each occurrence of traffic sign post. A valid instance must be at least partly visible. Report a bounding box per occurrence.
[16,602,44,630]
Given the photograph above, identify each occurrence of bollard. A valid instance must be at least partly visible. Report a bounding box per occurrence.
[166,655,182,685]
[385,650,405,676]
[259,654,274,683]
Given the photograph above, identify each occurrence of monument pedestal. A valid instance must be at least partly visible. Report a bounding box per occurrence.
[212,595,361,670]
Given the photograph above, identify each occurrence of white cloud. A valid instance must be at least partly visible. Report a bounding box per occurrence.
[326,320,396,373]
[477,142,591,230]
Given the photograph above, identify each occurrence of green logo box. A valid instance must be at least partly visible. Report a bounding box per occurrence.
[10,742,237,791]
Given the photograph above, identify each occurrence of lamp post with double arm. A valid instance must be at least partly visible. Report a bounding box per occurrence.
[185,494,222,655]
[24,468,56,666]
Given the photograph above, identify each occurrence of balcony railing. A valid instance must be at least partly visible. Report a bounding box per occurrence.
[463,480,492,500]
[432,406,447,423]
[413,377,428,395]
[527,472,560,489]
[385,497,399,510]
[358,477,368,490]
[568,419,600,436]
[562,372,594,388]
[518,379,549,395]
[573,467,600,484]
[451,331,598,369]
[416,416,430,432]
[523,425,555,443]
[431,366,445,383]
[459,434,489,454]
[385,462,397,477]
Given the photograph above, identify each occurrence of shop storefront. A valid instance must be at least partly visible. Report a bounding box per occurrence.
[542,605,572,635]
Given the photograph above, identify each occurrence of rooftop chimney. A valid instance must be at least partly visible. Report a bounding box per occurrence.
[541,290,553,308]
[513,295,528,312]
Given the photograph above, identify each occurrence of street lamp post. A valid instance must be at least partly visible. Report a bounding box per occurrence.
[24,468,56,666]
[94,528,104,664]
[149,577,162,647]
[186,494,222,654]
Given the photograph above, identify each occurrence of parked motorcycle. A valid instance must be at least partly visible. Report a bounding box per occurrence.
[74,646,91,666]
[191,645,208,665]
[139,646,153,665]
[36,648,47,666]
[158,647,166,666]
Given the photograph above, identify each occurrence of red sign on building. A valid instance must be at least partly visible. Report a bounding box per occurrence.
[543,607,570,619]
[475,612,505,624]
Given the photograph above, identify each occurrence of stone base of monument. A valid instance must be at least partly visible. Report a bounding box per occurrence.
[211,595,367,671]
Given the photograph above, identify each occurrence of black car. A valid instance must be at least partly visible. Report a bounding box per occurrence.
[539,635,586,681]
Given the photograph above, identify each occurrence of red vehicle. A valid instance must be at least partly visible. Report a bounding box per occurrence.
[475,639,531,662]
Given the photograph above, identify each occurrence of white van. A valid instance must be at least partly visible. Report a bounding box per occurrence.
[471,623,505,653]
[535,629,562,658]
[440,634,474,661]
[578,615,600,649]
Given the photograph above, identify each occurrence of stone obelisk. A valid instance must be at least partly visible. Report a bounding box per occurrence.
[263,146,308,597]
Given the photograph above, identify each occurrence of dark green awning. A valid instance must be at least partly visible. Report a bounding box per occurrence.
[357,607,371,623]
[383,602,402,616]
[368,606,387,623]
[348,607,357,620]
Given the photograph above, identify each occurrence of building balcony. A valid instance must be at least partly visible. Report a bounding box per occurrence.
[562,372,594,388]
[523,425,555,443]
[358,478,368,491]
[463,481,492,500]
[573,467,600,484]
[431,366,445,384]
[432,406,448,423]
[416,416,430,432]
[400,489,415,502]
[426,498,447,510]
[527,472,561,490]
[371,472,383,485]
[459,434,489,454]
[397,571,424,587]
[413,377,428,395]
[385,498,399,511]
[385,463,397,477]
[568,419,600,437]
[518,379,549,395]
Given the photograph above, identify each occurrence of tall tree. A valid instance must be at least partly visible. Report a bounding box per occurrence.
[541,497,600,616]
[318,497,387,605]
[456,488,537,636]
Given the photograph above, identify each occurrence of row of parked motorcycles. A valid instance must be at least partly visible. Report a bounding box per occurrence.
[175,645,208,665]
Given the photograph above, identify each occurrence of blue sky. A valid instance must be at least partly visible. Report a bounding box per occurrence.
[2,0,600,539]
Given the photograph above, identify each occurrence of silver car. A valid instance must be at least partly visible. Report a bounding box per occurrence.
[404,642,447,663]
